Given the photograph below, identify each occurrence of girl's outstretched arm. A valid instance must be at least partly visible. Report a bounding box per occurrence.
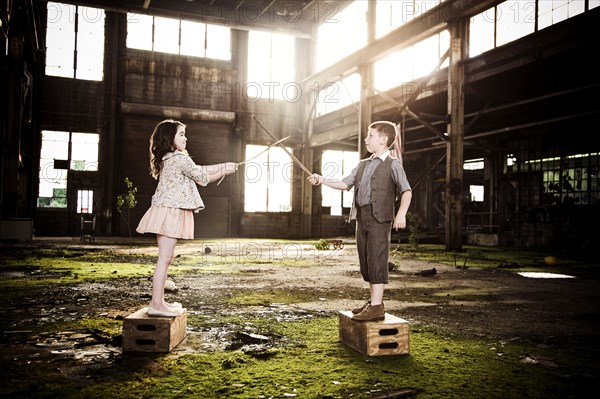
[201,163,238,183]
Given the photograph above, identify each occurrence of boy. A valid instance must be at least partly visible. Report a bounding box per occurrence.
[308,121,412,321]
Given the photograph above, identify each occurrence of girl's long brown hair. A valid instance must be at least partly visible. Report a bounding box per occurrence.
[149,119,186,179]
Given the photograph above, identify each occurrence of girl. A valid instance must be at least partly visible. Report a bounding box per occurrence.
[136,119,237,317]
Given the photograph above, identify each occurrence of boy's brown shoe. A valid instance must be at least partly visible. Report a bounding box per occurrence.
[352,304,385,322]
[351,301,370,314]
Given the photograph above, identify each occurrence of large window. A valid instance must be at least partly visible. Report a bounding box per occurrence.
[312,0,598,110]
[464,158,485,171]
[127,14,231,60]
[538,0,586,30]
[315,1,368,71]
[470,0,599,58]
[376,0,443,39]
[524,152,600,206]
[374,31,449,92]
[38,131,99,208]
[244,145,292,212]
[469,185,484,202]
[315,73,360,117]
[247,31,296,101]
[316,28,449,115]
[321,150,359,216]
[315,1,450,116]
[45,2,105,80]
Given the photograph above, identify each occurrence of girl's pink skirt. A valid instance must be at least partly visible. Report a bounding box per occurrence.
[136,206,194,240]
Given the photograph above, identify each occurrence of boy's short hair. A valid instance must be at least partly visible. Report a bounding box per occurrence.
[369,121,396,147]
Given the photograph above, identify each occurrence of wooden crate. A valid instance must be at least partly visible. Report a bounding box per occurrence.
[122,307,187,352]
[338,310,410,356]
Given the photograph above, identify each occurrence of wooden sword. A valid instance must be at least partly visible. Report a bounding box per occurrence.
[251,114,312,176]
[216,134,291,185]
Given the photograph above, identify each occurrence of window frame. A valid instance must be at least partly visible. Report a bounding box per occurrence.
[126,13,232,61]
[320,150,359,216]
[45,2,105,81]
[38,130,99,209]
[243,144,293,213]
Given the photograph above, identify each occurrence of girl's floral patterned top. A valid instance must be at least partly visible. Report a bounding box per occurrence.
[151,150,209,212]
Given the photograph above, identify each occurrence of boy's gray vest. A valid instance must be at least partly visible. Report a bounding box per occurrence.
[350,156,398,223]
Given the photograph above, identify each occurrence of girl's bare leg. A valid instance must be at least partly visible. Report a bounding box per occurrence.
[149,234,181,312]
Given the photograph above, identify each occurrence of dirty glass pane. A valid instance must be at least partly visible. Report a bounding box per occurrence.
[154,16,180,54]
[127,13,153,50]
[181,20,205,57]
[71,133,99,171]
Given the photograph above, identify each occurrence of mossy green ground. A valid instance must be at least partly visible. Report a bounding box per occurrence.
[0,241,598,398]
[2,315,596,399]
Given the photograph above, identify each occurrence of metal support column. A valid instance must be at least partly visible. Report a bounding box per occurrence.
[445,19,467,251]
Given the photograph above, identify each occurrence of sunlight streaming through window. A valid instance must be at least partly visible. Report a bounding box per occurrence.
[315,1,368,70]
[206,24,231,60]
[469,185,484,202]
[538,0,585,30]
[244,145,292,212]
[181,20,205,57]
[469,9,495,57]
[45,2,105,81]
[153,16,180,54]
[496,1,535,47]
[38,131,99,208]
[126,14,231,60]
[315,74,360,117]
[376,0,442,38]
[321,150,359,215]
[126,13,153,50]
[247,31,295,101]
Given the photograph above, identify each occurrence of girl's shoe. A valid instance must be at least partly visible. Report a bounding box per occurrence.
[166,301,183,309]
[147,305,184,317]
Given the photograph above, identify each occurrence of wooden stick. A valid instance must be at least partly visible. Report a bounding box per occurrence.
[251,115,312,176]
[239,135,291,165]
[216,135,291,185]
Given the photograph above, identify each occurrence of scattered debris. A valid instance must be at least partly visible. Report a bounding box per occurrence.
[314,239,344,250]
[497,262,519,269]
[237,332,269,344]
[544,256,558,265]
[521,355,559,368]
[416,268,437,277]
[327,240,344,249]
[369,387,419,398]
[164,280,178,291]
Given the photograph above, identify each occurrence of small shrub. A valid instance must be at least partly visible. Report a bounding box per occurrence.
[314,239,330,250]
[407,212,424,249]
[116,177,138,240]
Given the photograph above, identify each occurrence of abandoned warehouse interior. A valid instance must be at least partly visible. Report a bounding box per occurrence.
[1,0,600,255]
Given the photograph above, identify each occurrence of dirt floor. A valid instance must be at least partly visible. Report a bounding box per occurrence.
[165,239,600,343]
[1,237,600,397]
[4,238,600,342]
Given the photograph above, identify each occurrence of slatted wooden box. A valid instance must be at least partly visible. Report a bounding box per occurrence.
[122,307,187,352]
[338,310,410,356]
